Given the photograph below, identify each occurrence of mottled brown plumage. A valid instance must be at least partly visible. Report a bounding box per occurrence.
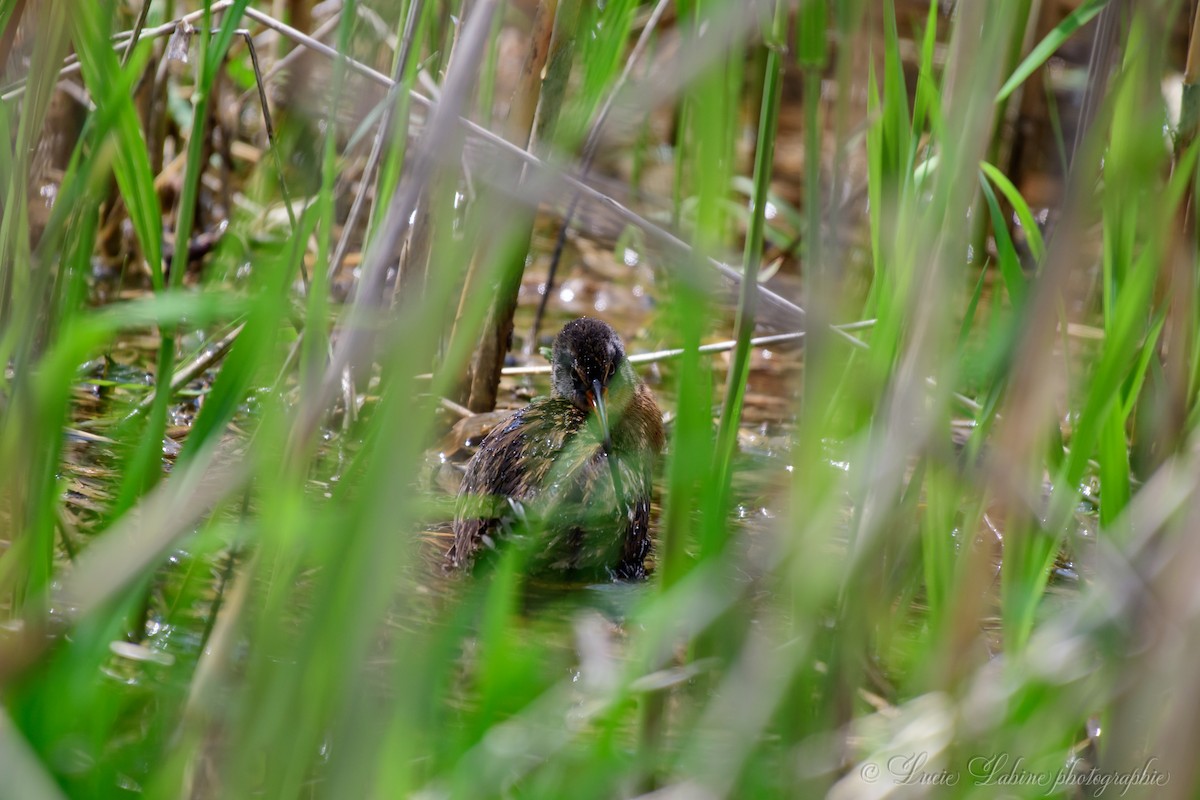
[448,318,665,579]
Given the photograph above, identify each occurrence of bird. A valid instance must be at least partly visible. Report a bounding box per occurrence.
[448,317,665,580]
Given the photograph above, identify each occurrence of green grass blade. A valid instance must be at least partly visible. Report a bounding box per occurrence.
[68,5,163,288]
[978,173,1028,306]
[980,159,1046,262]
[996,0,1111,103]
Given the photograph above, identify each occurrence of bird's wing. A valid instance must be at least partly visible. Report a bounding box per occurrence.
[448,400,590,567]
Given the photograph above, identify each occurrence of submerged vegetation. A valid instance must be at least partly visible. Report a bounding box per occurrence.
[1,0,1199,796]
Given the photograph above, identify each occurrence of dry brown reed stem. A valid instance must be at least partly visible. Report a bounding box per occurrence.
[0,0,27,71]
[455,0,562,413]
[510,0,560,150]
[1178,2,1200,168]
[1188,0,1200,86]
[286,0,314,57]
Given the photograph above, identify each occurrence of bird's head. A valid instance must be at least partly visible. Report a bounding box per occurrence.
[550,318,637,441]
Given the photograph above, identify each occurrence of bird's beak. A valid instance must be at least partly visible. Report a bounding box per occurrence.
[591,378,626,504]
[589,378,613,454]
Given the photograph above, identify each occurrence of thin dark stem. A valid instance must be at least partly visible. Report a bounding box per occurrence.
[234,29,298,235]
[198,546,239,655]
[122,0,153,67]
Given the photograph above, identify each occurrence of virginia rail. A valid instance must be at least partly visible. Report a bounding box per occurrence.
[448,317,665,579]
